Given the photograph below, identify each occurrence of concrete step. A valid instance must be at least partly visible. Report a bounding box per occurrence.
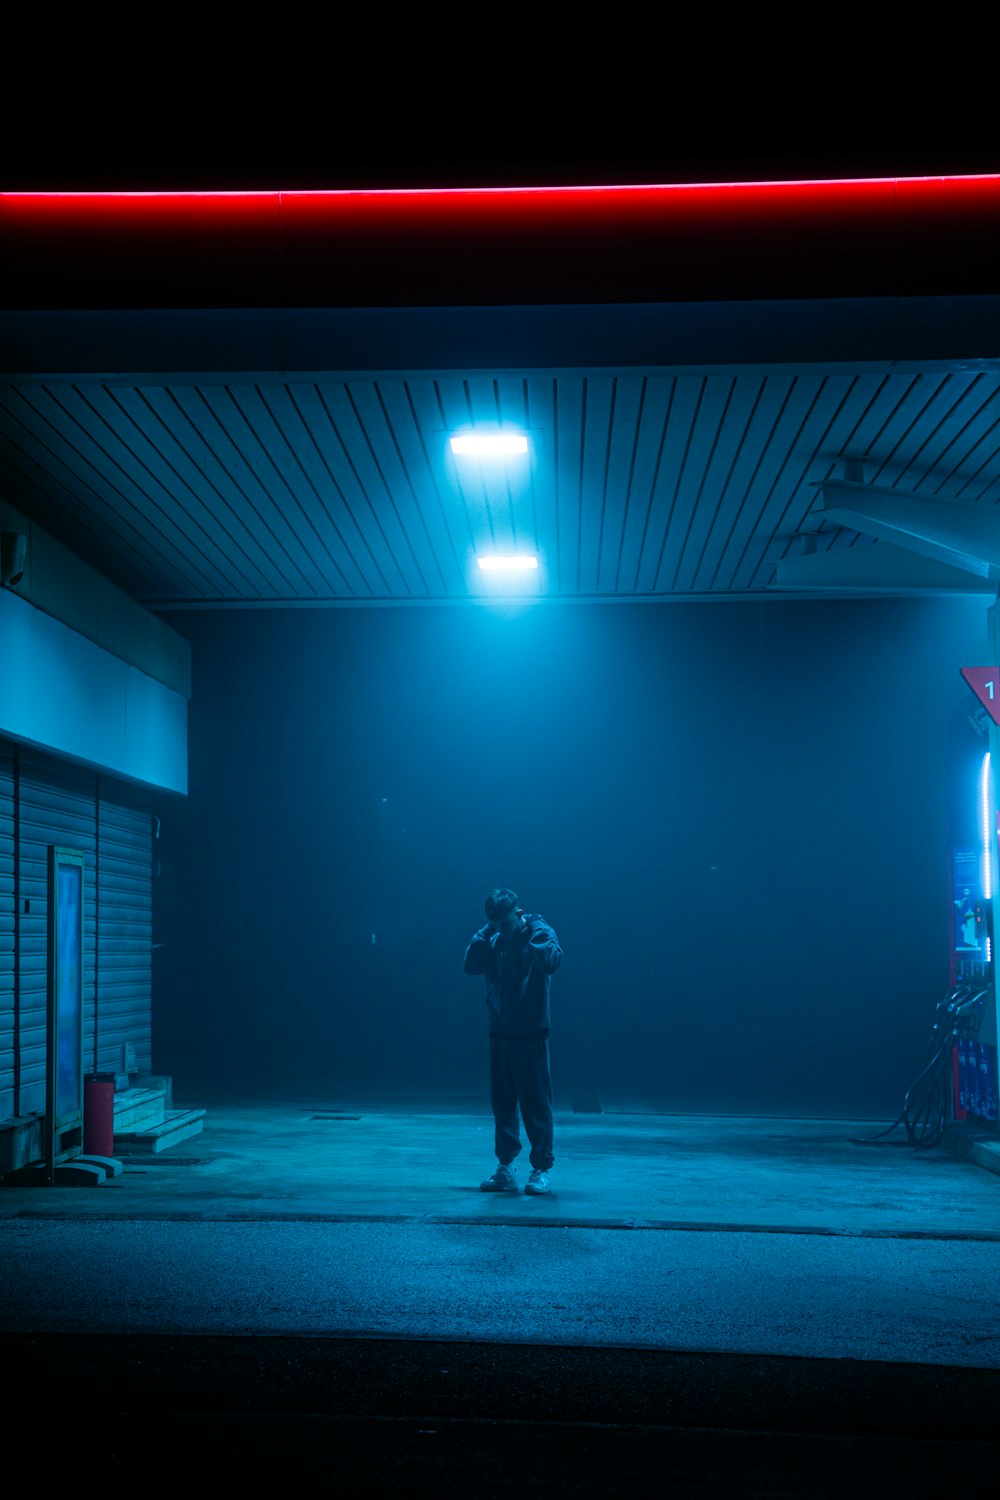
[112,1085,169,1135]
[115,1108,206,1155]
[944,1120,1000,1178]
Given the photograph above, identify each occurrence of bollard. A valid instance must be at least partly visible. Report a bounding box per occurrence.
[83,1074,116,1157]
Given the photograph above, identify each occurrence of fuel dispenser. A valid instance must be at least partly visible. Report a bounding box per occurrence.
[950,665,1000,1130]
[854,643,1000,1152]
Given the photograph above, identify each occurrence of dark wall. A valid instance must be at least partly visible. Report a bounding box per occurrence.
[154,596,986,1118]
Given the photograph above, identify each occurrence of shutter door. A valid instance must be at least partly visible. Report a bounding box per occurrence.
[96,779,153,1076]
[0,743,14,1120]
[0,742,155,1126]
[17,750,97,1117]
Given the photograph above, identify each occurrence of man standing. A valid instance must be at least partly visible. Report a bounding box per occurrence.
[464,887,563,1195]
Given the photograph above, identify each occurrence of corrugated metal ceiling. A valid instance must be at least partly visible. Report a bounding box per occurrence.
[2,367,999,608]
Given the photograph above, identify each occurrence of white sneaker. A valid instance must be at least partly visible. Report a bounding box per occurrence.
[525,1169,551,1195]
[480,1163,519,1192]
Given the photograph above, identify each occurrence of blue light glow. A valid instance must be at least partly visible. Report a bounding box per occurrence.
[981,752,994,963]
[980,753,993,901]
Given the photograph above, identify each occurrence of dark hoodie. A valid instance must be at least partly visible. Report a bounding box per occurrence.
[463,913,563,1037]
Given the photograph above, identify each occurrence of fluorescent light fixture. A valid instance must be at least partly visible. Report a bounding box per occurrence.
[981,752,993,902]
[981,752,994,963]
[450,433,528,457]
[477,555,538,572]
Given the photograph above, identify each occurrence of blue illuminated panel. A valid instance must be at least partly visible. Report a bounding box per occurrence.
[55,862,83,1120]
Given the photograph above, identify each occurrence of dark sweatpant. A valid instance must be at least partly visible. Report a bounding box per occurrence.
[489,1034,554,1172]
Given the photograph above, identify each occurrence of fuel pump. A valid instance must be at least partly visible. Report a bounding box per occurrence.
[853,629,1000,1151]
[951,651,1000,1130]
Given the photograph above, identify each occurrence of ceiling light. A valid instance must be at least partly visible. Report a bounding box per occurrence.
[477,555,538,571]
[450,433,528,457]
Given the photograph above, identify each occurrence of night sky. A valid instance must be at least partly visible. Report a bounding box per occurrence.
[2,57,991,194]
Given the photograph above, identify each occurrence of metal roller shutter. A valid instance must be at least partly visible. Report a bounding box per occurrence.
[16,750,98,1118]
[0,739,156,1126]
[96,778,153,1076]
[0,744,14,1120]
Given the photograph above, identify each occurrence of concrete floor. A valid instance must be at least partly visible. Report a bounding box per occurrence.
[4,1098,1000,1235]
[3,1102,999,1493]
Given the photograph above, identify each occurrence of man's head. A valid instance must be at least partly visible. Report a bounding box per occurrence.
[485,887,523,936]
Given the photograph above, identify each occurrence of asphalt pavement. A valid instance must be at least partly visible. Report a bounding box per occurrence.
[3,1103,998,1494]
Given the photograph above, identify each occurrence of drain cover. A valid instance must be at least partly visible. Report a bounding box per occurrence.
[119,1155,213,1165]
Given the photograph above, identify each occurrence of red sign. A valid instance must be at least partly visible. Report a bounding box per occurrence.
[961,667,1000,725]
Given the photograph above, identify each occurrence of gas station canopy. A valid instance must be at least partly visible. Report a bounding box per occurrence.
[2,178,1000,610]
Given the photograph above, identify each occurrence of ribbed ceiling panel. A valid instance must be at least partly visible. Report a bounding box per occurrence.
[1,370,999,607]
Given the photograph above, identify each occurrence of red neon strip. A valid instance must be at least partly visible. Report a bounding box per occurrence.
[4,175,1000,223]
[5,171,1000,196]
[3,177,1000,311]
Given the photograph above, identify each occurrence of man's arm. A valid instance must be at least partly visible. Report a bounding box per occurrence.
[526,920,562,974]
[463,924,494,975]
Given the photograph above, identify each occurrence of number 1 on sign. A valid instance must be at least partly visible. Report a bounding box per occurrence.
[960,667,1000,725]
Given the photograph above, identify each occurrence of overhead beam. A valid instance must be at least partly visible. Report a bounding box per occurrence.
[814,479,1000,581]
[770,538,995,596]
